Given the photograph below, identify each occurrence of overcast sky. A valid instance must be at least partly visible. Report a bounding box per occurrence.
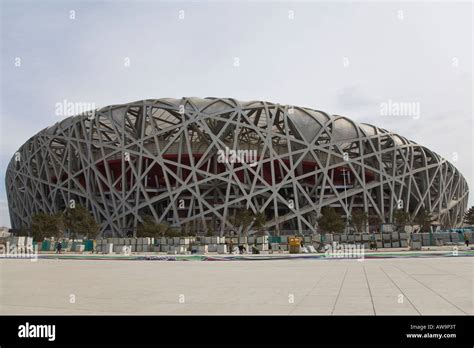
[0,0,472,228]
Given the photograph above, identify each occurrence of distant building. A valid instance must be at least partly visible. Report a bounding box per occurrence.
[0,226,11,238]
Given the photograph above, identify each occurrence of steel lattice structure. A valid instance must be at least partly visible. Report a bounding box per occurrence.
[6,97,469,235]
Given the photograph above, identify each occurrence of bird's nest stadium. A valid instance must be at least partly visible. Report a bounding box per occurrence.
[5,97,469,235]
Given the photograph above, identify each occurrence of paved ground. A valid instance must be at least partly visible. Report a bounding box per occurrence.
[0,256,472,315]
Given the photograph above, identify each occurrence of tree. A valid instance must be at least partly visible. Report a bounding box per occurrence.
[165,228,180,238]
[414,209,434,232]
[233,209,254,236]
[463,206,474,225]
[253,212,267,235]
[350,210,368,233]
[368,214,382,231]
[31,212,64,241]
[317,207,344,234]
[206,227,214,237]
[63,205,100,240]
[137,215,169,238]
[182,221,192,236]
[392,209,411,231]
[16,227,29,237]
[156,222,175,237]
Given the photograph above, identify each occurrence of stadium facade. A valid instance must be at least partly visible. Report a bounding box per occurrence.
[5,97,469,235]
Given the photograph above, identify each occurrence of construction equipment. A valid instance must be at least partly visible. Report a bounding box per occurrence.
[288,236,302,254]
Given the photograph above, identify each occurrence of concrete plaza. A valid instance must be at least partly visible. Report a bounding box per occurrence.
[0,256,472,315]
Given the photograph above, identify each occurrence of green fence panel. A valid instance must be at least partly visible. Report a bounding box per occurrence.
[84,240,94,251]
[42,240,50,251]
[268,236,281,243]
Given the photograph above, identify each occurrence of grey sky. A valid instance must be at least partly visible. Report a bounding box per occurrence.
[1,0,472,227]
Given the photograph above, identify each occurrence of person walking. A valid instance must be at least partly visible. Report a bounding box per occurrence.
[56,241,62,254]
[238,244,246,254]
[370,233,377,250]
[463,232,470,247]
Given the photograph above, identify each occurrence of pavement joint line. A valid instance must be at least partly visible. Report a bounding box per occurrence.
[390,263,468,315]
[288,264,335,315]
[378,265,421,315]
[424,261,474,281]
[363,264,376,315]
[330,266,348,315]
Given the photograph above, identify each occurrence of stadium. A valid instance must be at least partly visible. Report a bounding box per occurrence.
[5,97,469,236]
